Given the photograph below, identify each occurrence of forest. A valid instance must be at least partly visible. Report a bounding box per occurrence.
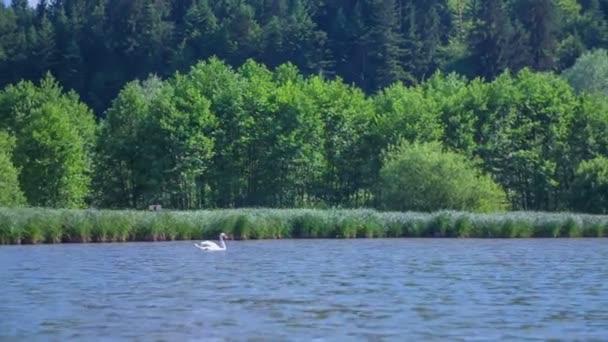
[0,0,608,214]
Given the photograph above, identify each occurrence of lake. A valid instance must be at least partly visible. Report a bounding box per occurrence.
[1,239,607,340]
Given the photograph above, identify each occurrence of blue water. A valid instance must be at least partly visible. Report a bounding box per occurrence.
[1,239,607,340]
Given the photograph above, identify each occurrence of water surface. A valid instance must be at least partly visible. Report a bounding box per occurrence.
[1,239,607,340]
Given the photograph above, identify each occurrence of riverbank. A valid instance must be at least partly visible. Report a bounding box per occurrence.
[1,207,607,244]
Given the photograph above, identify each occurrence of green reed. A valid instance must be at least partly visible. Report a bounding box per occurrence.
[0,207,607,244]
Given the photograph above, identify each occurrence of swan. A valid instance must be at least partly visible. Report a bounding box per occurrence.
[195,233,227,251]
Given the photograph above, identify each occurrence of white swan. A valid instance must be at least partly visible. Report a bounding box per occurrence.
[195,233,227,251]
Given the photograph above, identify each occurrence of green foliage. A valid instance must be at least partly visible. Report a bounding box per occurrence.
[562,48,608,96]
[1,0,608,217]
[570,156,608,213]
[373,82,444,145]
[516,0,558,71]
[93,76,163,208]
[304,75,375,206]
[142,72,217,209]
[569,93,608,162]
[474,69,579,211]
[379,140,509,212]
[0,53,602,214]
[467,0,527,79]
[0,74,96,208]
[0,131,25,207]
[1,0,607,113]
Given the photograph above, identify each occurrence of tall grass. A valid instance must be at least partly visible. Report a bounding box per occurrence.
[0,207,607,244]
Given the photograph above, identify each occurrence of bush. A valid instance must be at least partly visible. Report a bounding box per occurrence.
[378,140,509,213]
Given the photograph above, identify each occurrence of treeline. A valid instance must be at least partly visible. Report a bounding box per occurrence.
[1,55,608,213]
[1,0,608,113]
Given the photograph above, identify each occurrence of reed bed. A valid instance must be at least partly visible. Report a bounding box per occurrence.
[0,207,607,244]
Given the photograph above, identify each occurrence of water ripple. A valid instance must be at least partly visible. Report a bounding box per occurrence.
[1,239,607,340]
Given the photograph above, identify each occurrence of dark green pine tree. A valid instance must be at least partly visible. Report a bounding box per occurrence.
[262,0,288,21]
[171,0,219,72]
[50,1,86,94]
[261,15,284,68]
[280,0,328,74]
[413,0,452,80]
[78,0,121,115]
[323,1,369,87]
[365,0,406,90]
[578,0,608,48]
[133,0,174,77]
[516,0,558,71]
[398,0,421,85]
[30,0,57,79]
[0,5,19,85]
[169,0,195,24]
[579,0,608,15]
[216,3,262,66]
[10,0,30,25]
[468,0,521,80]
[2,0,33,82]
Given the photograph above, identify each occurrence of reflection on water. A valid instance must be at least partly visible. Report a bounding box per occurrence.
[1,239,607,340]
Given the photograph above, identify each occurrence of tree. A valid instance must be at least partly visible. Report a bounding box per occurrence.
[415,0,453,79]
[170,0,219,72]
[186,57,247,207]
[561,48,608,96]
[578,0,608,49]
[373,81,444,146]
[322,1,368,87]
[142,73,217,209]
[378,140,508,212]
[476,69,577,210]
[365,0,406,90]
[424,71,483,157]
[29,12,56,78]
[398,0,421,84]
[259,0,328,74]
[235,59,283,206]
[93,75,163,208]
[468,0,524,79]
[0,131,26,207]
[265,67,324,206]
[570,156,608,214]
[216,3,262,66]
[568,93,608,163]
[108,0,174,79]
[304,75,376,206]
[516,0,558,71]
[50,1,86,94]
[0,74,96,208]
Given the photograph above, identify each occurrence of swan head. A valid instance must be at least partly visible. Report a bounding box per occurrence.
[220,232,227,239]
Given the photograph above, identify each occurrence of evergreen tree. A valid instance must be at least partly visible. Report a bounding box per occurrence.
[171,0,219,72]
[468,0,521,79]
[516,0,558,71]
[415,0,452,79]
[30,5,56,78]
[398,0,420,84]
[365,0,405,90]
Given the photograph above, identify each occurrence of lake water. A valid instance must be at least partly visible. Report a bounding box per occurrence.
[1,239,607,341]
